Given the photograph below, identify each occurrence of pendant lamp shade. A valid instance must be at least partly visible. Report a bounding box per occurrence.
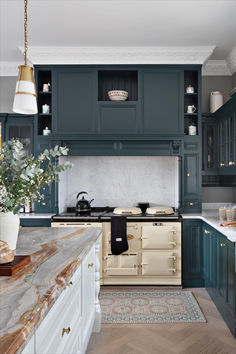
[13,65,38,114]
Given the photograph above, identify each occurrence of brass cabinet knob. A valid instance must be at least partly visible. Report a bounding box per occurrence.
[204,229,210,234]
[220,243,226,247]
[229,161,235,166]
[189,202,194,206]
[62,327,71,336]
[186,173,190,177]
[42,202,46,206]
[67,281,73,288]
[220,163,225,167]
[88,263,94,268]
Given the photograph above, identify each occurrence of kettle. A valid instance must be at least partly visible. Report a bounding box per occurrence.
[76,191,94,214]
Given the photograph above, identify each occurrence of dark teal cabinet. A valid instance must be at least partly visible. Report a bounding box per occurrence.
[182,219,204,287]
[202,113,218,173]
[182,138,201,213]
[202,223,236,336]
[20,218,51,227]
[33,137,60,214]
[53,69,96,134]
[2,114,34,155]
[142,69,183,134]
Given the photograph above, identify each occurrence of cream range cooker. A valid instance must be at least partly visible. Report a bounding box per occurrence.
[51,206,182,286]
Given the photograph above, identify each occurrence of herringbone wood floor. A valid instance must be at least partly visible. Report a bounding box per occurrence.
[87,287,236,354]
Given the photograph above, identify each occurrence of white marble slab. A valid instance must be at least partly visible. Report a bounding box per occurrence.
[182,209,236,242]
[19,213,54,219]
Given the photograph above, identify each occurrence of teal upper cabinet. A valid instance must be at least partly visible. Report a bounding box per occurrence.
[53,69,96,134]
[142,69,184,134]
[215,94,236,174]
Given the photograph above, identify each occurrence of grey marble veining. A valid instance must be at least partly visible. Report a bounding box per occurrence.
[59,156,179,212]
[0,227,102,353]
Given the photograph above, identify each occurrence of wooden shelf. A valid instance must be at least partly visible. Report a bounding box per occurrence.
[184,113,198,116]
[184,93,198,96]
[39,113,51,116]
[39,91,51,95]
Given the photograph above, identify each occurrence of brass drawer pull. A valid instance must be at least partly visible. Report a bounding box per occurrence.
[204,229,210,234]
[189,202,194,206]
[62,327,71,336]
[88,263,94,268]
[67,281,73,288]
[186,173,190,177]
[42,202,46,206]
[220,243,226,247]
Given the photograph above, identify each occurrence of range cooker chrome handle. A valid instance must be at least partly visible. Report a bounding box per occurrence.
[168,256,176,261]
[168,241,176,246]
[168,268,176,273]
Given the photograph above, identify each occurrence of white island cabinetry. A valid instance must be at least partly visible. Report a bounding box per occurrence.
[22,236,101,354]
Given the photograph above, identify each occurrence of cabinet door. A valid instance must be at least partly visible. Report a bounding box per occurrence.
[82,246,95,352]
[142,70,183,134]
[184,154,199,196]
[5,116,34,155]
[202,121,218,171]
[217,234,228,301]
[54,70,96,134]
[182,220,204,287]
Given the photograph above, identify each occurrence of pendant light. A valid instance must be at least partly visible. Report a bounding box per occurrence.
[13,0,37,114]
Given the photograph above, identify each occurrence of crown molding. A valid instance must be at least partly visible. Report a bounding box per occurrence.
[0,62,19,76]
[18,46,215,65]
[202,60,232,76]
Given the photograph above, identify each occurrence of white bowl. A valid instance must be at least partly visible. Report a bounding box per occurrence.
[108,90,128,101]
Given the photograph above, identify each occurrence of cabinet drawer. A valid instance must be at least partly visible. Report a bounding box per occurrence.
[99,104,137,133]
[142,251,177,276]
[36,267,81,353]
[141,225,177,249]
[104,253,138,276]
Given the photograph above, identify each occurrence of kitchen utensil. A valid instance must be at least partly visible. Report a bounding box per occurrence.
[187,105,196,114]
[113,207,142,215]
[226,208,235,222]
[188,123,197,135]
[186,85,194,93]
[219,207,226,221]
[137,202,150,213]
[75,191,94,214]
[108,90,128,101]
[42,104,50,114]
[146,206,174,215]
[210,91,223,113]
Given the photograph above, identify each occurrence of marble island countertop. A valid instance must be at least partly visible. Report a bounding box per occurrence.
[0,226,102,354]
[182,209,236,242]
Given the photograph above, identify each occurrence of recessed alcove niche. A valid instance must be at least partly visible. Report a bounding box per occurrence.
[58,156,179,213]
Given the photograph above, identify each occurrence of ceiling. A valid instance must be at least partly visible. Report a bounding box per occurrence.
[0,0,236,70]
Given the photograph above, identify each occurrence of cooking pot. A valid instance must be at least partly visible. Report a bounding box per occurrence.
[75,191,94,214]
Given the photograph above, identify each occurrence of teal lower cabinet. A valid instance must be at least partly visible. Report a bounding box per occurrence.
[20,218,51,227]
[203,223,235,337]
[182,219,204,287]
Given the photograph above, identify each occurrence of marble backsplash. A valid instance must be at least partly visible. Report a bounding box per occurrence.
[58,156,179,212]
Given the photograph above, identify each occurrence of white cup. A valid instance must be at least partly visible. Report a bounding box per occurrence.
[42,104,50,114]
[187,105,197,114]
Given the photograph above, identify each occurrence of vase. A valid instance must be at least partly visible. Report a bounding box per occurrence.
[0,212,20,250]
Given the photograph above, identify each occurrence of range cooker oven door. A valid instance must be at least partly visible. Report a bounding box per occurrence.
[141,225,177,249]
[104,253,138,276]
[141,251,177,276]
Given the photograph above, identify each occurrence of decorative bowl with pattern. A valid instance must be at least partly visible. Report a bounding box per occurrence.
[108,90,128,101]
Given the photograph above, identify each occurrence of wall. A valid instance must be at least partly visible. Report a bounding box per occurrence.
[202,187,236,203]
[0,76,16,112]
[201,76,232,113]
[232,72,236,89]
[58,156,179,212]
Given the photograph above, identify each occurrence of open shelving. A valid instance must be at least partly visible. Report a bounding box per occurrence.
[98,70,138,101]
[184,70,199,135]
[37,70,52,135]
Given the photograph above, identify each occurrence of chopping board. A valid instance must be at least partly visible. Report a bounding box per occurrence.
[0,255,30,276]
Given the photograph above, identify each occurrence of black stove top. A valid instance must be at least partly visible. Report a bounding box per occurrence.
[52,207,182,222]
